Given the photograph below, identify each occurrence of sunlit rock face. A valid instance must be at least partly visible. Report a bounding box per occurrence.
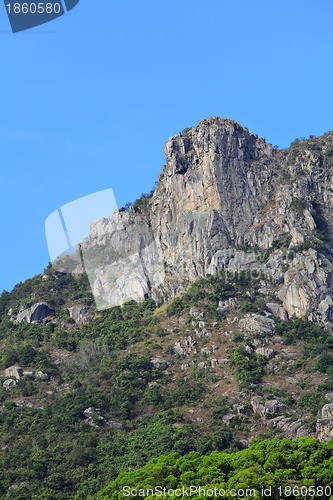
[55,117,333,322]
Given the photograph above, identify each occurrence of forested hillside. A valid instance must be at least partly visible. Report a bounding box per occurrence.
[1,119,333,498]
[98,438,333,500]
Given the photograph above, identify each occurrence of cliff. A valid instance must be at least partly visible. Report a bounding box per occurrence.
[60,117,333,324]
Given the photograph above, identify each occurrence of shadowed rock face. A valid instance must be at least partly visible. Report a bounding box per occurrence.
[151,118,275,280]
[67,306,93,327]
[149,118,332,323]
[16,303,54,324]
[56,117,333,323]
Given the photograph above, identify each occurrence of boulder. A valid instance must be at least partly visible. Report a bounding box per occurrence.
[83,407,99,417]
[251,396,285,417]
[266,302,288,320]
[321,403,333,419]
[3,378,16,390]
[150,357,166,368]
[67,306,93,327]
[268,416,309,439]
[239,314,275,336]
[255,347,275,359]
[16,303,54,324]
[4,366,23,379]
[217,297,239,310]
[174,343,184,355]
[222,414,236,426]
[189,307,201,318]
[106,420,122,429]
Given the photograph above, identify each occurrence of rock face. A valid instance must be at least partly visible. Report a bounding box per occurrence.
[268,416,309,439]
[255,347,275,359]
[277,249,333,322]
[251,395,286,417]
[56,117,333,322]
[4,366,23,379]
[68,306,93,327]
[16,303,54,324]
[266,303,288,320]
[151,119,275,282]
[316,403,333,441]
[3,379,17,390]
[239,314,276,336]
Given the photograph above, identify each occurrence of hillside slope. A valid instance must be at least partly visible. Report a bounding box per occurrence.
[0,118,333,498]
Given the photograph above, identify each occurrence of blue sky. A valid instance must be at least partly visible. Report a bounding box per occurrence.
[1,0,333,293]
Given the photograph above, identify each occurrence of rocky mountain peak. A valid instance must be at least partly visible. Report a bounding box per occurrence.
[55,118,333,324]
[161,117,273,178]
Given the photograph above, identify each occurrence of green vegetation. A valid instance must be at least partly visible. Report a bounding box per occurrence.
[167,270,262,318]
[290,138,302,148]
[326,146,333,157]
[310,201,330,242]
[276,317,333,383]
[0,268,93,318]
[281,169,291,181]
[290,197,306,215]
[99,438,333,499]
[178,155,188,167]
[119,183,157,214]
[0,402,239,499]
[1,254,333,498]
[290,237,326,254]
[232,347,266,389]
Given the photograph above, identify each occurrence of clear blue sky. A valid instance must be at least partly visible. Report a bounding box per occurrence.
[1,0,333,293]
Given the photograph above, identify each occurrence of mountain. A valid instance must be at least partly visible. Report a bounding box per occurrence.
[0,117,333,499]
[57,117,333,322]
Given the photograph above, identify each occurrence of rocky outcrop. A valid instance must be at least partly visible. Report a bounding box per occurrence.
[174,336,197,355]
[16,303,54,324]
[3,379,17,390]
[239,314,276,336]
[151,119,275,283]
[255,347,275,359]
[268,416,309,439]
[223,414,236,426]
[68,306,93,327]
[82,407,122,429]
[251,395,286,417]
[278,249,333,322]
[4,366,23,379]
[55,117,333,322]
[316,403,333,441]
[266,303,288,320]
[210,358,228,367]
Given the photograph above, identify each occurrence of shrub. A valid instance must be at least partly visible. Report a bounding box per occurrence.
[316,353,333,373]
[290,198,306,215]
[167,297,184,317]
[326,146,333,157]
